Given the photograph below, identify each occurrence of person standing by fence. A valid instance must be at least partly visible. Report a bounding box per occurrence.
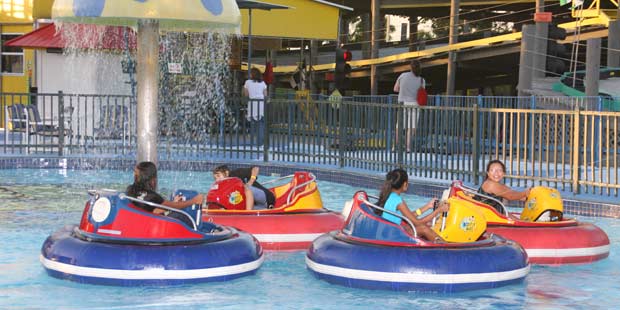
[244,67,268,146]
[393,60,425,152]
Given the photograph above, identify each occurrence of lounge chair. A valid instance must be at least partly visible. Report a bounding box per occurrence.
[26,104,58,136]
[6,104,28,133]
[94,104,129,139]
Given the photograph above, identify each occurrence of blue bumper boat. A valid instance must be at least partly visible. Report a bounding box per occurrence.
[41,190,264,286]
[306,191,529,292]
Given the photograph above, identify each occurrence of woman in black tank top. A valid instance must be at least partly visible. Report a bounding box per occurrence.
[474,160,531,213]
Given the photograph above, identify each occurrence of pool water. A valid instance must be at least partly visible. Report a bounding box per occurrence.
[0,169,618,309]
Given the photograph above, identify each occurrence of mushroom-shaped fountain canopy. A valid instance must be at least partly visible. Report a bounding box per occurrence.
[52,0,241,33]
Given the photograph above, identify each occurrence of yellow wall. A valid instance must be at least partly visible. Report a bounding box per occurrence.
[32,0,53,19]
[1,0,33,22]
[240,0,340,40]
[1,1,36,94]
[1,24,34,93]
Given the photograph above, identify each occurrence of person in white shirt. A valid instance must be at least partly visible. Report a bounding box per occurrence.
[393,60,425,152]
[243,67,268,146]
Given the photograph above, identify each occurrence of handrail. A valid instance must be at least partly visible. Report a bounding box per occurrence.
[286,173,316,205]
[260,173,318,206]
[453,182,510,217]
[87,188,119,196]
[359,197,418,238]
[260,174,294,186]
[88,190,198,230]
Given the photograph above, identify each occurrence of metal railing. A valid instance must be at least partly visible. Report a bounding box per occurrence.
[1,92,134,156]
[2,92,619,196]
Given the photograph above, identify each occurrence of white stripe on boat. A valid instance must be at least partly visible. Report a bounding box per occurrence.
[306,256,530,284]
[253,233,323,243]
[96,229,121,235]
[40,254,264,280]
[526,244,610,258]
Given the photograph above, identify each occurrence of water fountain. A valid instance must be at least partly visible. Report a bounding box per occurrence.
[51,0,241,163]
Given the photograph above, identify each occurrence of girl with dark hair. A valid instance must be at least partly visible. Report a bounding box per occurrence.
[126,161,203,225]
[476,160,531,213]
[377,168,448,241]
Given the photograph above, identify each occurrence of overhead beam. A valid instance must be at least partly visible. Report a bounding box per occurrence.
[382,0,540,9]
[381,0,536,9]
[245,21,610,74]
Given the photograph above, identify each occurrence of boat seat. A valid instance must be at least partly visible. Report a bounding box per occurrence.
[344,200,417,243]
[455,190,506,216]
[172,189,202,226]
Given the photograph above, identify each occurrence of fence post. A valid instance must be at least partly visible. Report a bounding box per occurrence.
[472,103,480,184]
[3,102,8,152]
[263,98,269,162]
[571,103,581,194]
[58,91,65,156]
[593,96,602,164]
[386,95,392,151]
[339,100,347,168]
[529,95,536,171]
[397,102,404,167]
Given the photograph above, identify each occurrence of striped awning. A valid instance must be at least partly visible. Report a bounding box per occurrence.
[3,23,136,50]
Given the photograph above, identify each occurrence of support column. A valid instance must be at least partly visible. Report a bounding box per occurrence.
[408,16,419,52]
[0,24,3,94]
[585,38,601,97]
[136,20,160,164]
[362,13,371,59]
[247,8,253,78]
[607,20,620,68]
[446,0,460,95]
[268,49,276,97]
[298,39,306,91]
[338,13,347,48]
[371,0,381,95]
[310,40,318,94]
[533,0,548,78]
[518,25,536,96]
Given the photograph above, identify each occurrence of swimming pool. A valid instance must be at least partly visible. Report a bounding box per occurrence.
[1,168,618,309]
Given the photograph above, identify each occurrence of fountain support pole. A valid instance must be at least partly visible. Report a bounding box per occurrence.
[137,20,160,164]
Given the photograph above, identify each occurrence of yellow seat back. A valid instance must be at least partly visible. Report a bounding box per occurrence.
[283,182,323,211]
[521,186,563,222]
[432,197,487,242]
[454,191,508,223]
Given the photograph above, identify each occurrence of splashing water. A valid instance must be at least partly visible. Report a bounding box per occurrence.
[55,23,237,152]
[55,22,133,95]
[158,32,236,147]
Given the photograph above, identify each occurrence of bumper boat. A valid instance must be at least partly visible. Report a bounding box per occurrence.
[449,181,610,265]
[40,190,264,285]
[199,172,344,251]
[306,191,530,292]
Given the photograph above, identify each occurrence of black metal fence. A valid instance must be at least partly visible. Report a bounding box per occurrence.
[2,92,619,196]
